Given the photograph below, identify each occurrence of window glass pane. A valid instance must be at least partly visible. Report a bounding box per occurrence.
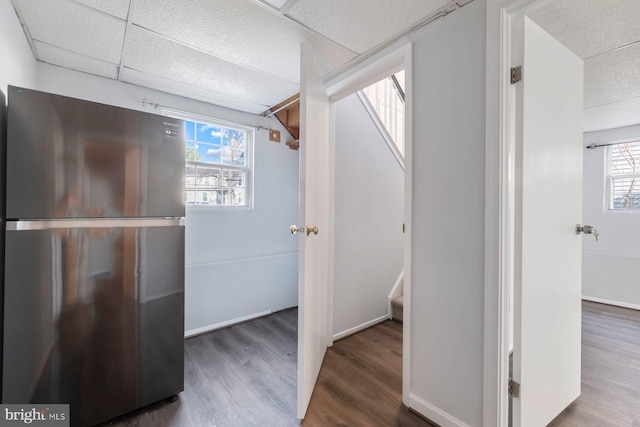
[222,169,244,187]
[186,164,196,188]
[196,123,222,144]
[220,188,246,206]
[185,190,196,204]
[361,73,405,157]
[612,177,640,209]
[185,121,195,141]
[195,166,221,188]
[185,141,200,161]
[611,142,640,175]
[196,142,222,163]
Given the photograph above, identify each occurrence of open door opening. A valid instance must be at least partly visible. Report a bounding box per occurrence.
[332,69,406,343]
[296,42,413,422]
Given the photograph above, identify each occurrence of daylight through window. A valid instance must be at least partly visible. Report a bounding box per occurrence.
[608,141,640,210]
[183,119,252,207]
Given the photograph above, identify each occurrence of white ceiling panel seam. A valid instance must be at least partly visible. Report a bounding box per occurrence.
[33,40,121,66]
[128,24,302,86]
[65,0,128,23]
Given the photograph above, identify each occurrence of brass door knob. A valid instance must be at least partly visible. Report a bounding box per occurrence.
[306,225,319,236]
[290,225,305,234]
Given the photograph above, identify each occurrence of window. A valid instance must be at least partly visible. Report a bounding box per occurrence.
[608,141,640,210]
[181,117,253,207]
[360,70,405,157]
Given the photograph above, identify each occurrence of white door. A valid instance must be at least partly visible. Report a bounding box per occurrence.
[296,43,330,419]
[512,17,584,427]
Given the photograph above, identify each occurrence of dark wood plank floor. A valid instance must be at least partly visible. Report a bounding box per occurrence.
[101,309,428,427]
[550,301,640,426]
[303,321,434,427]
[102,308,299,427]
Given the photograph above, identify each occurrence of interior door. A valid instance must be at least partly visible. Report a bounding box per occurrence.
[512,17,584,427]
[296,43,330,419]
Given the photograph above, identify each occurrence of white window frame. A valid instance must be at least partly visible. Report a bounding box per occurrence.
[606,140,640,212]
[163,109,255,211]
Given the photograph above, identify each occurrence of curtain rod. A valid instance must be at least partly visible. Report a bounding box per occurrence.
[586,139,640,149]
[136,98,274,132]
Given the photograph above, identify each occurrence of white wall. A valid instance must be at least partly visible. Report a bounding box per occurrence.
[37,63,300,334]
[583,124,640,308]
[409,1,486,426]
[333,94,404,338]
[0,0,37,97]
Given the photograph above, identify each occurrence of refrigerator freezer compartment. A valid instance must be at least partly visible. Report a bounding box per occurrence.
[6,86,185,219]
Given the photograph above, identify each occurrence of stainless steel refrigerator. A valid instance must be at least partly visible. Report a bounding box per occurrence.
[2,86,185,426]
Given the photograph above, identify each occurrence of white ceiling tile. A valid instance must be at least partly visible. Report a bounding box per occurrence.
[124,26,299,108]
[584,43,640,108]
[285,0,450,54]
[584,97,640,132]
[35,41,119,79]
[529,0,640,59]
[14,0,126,64]
[74,0,131,20]
[132,0,356,83]
[120,67,269,114]
[258,0,289,9]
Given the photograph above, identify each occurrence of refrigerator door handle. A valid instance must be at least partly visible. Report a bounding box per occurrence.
[6,217,185,231]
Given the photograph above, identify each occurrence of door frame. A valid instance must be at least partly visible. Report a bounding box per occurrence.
[484,1,568,426]
[325,42,413,395]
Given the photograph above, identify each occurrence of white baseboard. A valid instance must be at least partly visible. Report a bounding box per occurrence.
[333,315,389,341]
[184,310,272,338]
[582,296,640,311]
[407,393,470,427]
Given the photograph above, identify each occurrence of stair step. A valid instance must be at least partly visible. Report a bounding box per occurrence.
[391,295,403,323]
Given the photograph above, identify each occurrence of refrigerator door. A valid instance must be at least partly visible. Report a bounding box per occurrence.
[3,220,184,426]
[6,86,185,219]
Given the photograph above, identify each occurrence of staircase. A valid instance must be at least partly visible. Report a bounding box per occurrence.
[391,295,403,323]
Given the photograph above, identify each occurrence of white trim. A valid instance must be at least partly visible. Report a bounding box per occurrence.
[484,1,512,426]
[406,393,470,427]
[388,270,404,318]
[327,99,337,347]
[326,43,409,102]
[356,91,405,170]
[325,41,412,408]
[582,296,640,311]
[332,315,389,342]
[184,310,272,338]
[402,43,413,406]
[490,2,568,427]
[185,250,298,269]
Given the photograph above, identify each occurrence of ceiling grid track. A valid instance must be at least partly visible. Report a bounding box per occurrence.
[118,0,137,81]
[9,0,40,61]
[321,1,461,84]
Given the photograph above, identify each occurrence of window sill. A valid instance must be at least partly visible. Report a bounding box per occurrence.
[604,209,640,214]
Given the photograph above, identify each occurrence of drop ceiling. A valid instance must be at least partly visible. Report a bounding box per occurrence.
[9,0,464,115]
[528,0,640,131]
[8,0,640,131]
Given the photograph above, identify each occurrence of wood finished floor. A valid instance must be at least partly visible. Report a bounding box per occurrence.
[102,300,640,427]
[550,301,640,426]
[101,309,431,427]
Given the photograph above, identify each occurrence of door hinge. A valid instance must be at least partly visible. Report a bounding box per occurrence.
[509,378,520,397]
[403,223,405,233]
[510,66,522,84]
